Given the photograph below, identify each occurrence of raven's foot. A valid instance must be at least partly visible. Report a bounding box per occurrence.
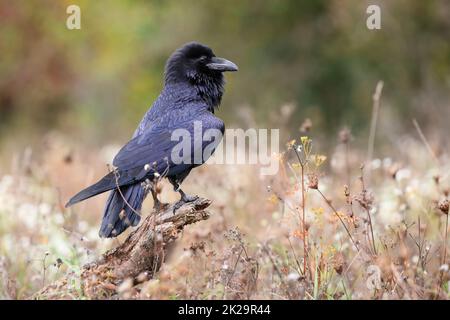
[181,193,199,202]
[173,190,199,213]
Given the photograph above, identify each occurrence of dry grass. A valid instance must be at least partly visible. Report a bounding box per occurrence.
[0,120,449,300]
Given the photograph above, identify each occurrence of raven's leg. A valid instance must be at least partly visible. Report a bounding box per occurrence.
[168,176,198,212]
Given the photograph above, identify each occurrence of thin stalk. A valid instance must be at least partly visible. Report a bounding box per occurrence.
[317,188,359,251]
[345,141,351,190]
[367,80,383,183]
[293,146,309,277]
[412,118,439,164]
[360,173,377,255]
[443,214,449,268]
[301,163,308,276]
[287,236,304,276]
[365,207,377,255]
[438,214,449,298]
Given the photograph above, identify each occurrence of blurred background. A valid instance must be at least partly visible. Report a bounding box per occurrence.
[0,0,449,299]
[1,0,449,158]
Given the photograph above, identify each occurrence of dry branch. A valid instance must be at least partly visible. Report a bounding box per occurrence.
[33,197,212,299]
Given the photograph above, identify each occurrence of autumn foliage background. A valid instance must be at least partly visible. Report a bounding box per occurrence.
[0,0,449,299]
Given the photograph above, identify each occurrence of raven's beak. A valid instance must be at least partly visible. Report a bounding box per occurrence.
[206,57,238,72]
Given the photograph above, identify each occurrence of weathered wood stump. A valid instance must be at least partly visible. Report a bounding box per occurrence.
[33,198,212,299]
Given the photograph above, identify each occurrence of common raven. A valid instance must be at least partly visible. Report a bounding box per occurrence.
[65,42,238,237]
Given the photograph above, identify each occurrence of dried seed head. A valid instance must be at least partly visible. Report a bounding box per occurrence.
[56,258,63,268]
[344,185,350,197]
[300,118,312,133]
[286,139,296,150]
[305,221,311,231]
[314,154,327,167]
[189,241,206,254]
[63,152,73,164]
[333,252,345,275]
[354,190,374,210]
[339,127,352,144]
[307,173,319,189]
[438,199,449,215]
[387,162,402,179]
[433,175,440,185]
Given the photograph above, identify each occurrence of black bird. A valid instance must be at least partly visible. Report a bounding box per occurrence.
[65,42,238,237]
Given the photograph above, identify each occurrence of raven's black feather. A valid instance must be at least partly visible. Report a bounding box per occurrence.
[99,184,144,237]
[65,172,116,207]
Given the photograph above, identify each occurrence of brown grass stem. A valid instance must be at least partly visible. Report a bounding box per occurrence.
[412,118,439,164]
[316,188,359,251]
[367,81,384,181]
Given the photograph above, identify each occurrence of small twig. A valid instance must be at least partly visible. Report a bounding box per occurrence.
[225,247,244,289]
[111,168,142,218]
[443,214,449,268]
[316,188,359,251]
[42,253,49,287]
[391,263,411,300]
[292,142,310,279]
[300,164,308,276]
[343,248,362,276]
[360,168,377,255]
[345,142,351,191]
[261,244,293,300]
[287,236,304,276]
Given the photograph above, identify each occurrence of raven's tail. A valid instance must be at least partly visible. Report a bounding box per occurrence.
[99,184,144,238]
[65,172,116,208]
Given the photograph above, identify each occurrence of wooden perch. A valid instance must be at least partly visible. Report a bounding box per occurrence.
[33,197,212,299]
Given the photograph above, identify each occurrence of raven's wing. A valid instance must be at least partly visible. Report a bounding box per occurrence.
[112,109,224,177]
[65,108,224,208]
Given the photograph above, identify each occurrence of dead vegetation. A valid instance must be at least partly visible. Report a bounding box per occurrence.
[32,198,211,299]
[0,97,449,300]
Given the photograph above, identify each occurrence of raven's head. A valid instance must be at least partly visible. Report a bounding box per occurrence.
[164,42,238,109]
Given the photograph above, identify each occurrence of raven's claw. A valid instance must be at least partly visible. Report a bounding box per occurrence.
[173,192,199,213]
[182,194,199,202]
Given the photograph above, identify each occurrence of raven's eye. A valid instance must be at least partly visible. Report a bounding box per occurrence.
[198,55,207,62]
